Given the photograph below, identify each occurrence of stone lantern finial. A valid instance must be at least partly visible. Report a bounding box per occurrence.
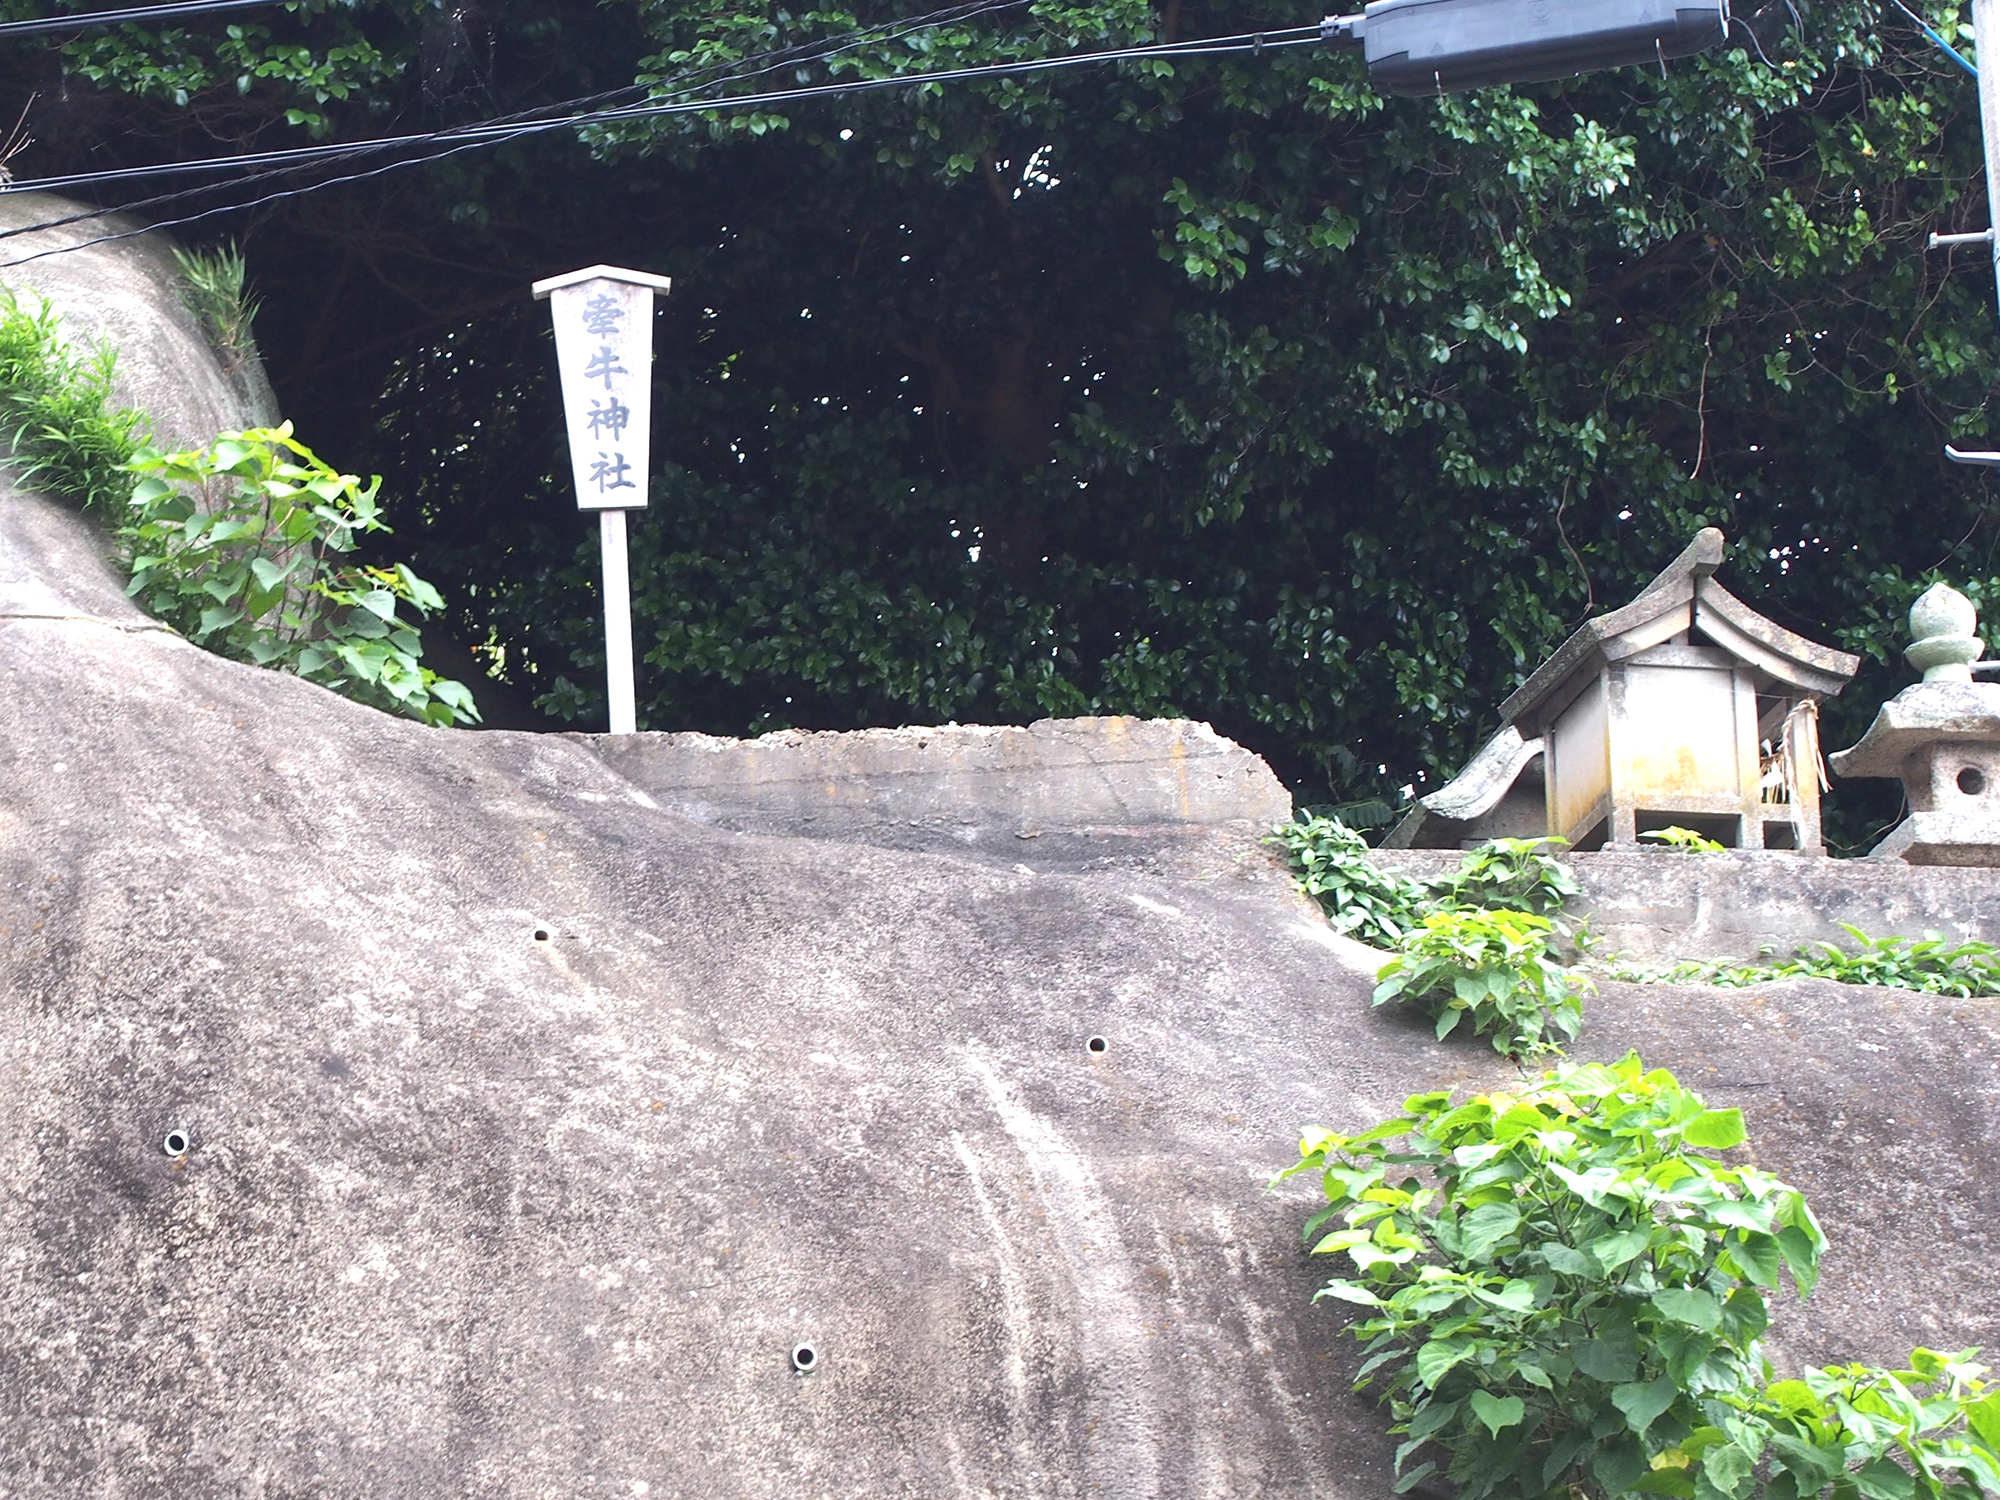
[1904,582,1984,683]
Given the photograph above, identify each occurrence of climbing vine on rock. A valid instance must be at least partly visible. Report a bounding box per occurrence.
[125,425,479,727]
[1273,817,1590,1051]
[0,285,475,726]
[1276,816,2000,1003]
[1613,926,2000,999]
[1273,817,1579,944]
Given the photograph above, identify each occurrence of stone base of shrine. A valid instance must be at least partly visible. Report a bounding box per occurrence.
[1374,847,2000,962]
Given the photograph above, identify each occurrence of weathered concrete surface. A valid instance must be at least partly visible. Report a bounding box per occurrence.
[0,192,278,449]
[580,717,1294,869]
[0,487,1403,1497]
[0,472,175,634]
[1378,847,2000,961]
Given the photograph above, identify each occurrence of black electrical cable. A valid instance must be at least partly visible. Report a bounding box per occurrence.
[8,0,1033,194]
[23,12,1311,196]
[593,28,1321,133]
[0,28,1319,266]
[3,15,1310,199]
[1726,13,1778,66]
[0,0,281,39]
[0,0,1036,236]
[0,126,542,267]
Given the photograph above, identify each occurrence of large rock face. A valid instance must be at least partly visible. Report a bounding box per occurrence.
[0,191,278,448]
[1,221,1996,1499]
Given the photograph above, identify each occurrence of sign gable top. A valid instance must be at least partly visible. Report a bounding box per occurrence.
[532,265,674,300]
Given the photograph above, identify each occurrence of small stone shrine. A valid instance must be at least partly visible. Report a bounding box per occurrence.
[1386,528,1860,852]
[1828,581,2000,865]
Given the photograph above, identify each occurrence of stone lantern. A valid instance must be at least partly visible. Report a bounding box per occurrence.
[1385,529,1860,851]
[1828,582,2000,864]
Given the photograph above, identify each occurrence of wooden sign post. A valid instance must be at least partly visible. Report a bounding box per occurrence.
[531,263,672,735]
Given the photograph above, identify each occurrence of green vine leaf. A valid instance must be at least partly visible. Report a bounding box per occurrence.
[1468,1391,1526,1438]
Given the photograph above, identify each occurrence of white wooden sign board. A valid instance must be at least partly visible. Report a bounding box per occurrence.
[533,264,671,512]
[531,264,672,736]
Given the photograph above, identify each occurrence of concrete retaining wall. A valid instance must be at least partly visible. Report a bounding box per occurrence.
[580,716,1296,863]
[582,722,2000,958]
[1376,847,2000,960]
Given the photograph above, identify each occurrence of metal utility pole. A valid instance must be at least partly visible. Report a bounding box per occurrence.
[1922,0,2000,466]
[1976,0,2000,318]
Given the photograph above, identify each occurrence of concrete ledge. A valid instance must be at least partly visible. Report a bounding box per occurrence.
[578,716,1295,860]
[1375,848,2000,960]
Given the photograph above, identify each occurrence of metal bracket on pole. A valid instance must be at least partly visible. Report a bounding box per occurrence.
[1319,11,1362,43]
[1928,229,1997,249]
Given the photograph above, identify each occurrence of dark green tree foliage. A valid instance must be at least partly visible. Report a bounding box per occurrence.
[9,0,2000,838]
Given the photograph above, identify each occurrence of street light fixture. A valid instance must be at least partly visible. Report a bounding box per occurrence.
[1322,0,1731,94]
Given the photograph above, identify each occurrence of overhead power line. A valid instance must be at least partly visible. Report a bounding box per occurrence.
[586,30,1320,133]
[0,0,282,39]
[13,20,1313,195]
[7,0,1036,198]
[0,0,1034,247]
[0,20,1320,268]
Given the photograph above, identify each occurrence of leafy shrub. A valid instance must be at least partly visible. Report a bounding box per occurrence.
[172,240,261,373]
[124,425,478,727]
[1279,1055,2000,1500]
[1428,835,1582,923]
[1272,817,1580,943]
[1298,796,1399,832]
[1277,817,1996,1004]
[1280,1058,1797,1497]
[1640,826,1728,854]
[0,284,145,510]
[1373,908,1590,1055]
[1271,812,1434,946]
[1787,929,2000,996]
[1616,926,2000,999]
[0,283,476,728]
[1726,1352,2000,1500]
[1274,820,1592,1052]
